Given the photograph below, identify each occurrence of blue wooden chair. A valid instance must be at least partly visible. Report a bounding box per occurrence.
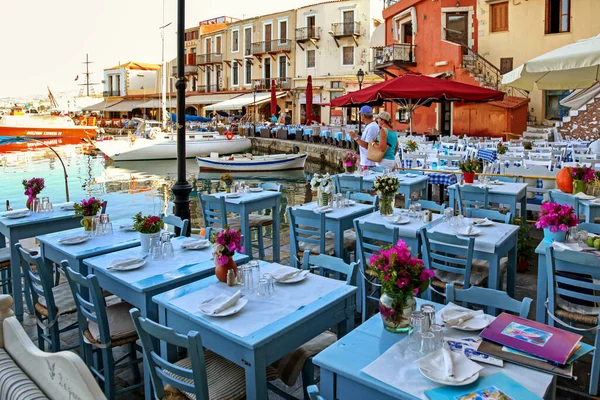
[466,208,512,223]
[307,385,325,400]
[493,176,517,183]
[398,170,424,175]
[345,191,379,211]
[64,265,142,400]
[161,213,189,237]
[456,185,489,215]
[248,182,284,260]
[420,230,477,299]
[288,207,326,268]
[16,244,77,352]
[0,248,11,294]
[198,193,235,231]
[446,284,532,318]
[407,199,446,213]
[354,220,399,322]
[259,182,283,192]
[130,308,279,400]
[334,175,363,194]
[545,247,600,396]
[548,190,580,218]
[578,223,600,235]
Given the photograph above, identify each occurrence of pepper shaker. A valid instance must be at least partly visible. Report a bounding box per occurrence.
[226,269,236,286]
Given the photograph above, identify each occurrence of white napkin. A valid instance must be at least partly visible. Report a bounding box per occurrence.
[60,202,75,210]
[552,241,580,251]
[181,239,210,250]
[271,266,302,281]
[314,205,333,213]
[58,234,90,244]
[108,257,145,269]
[119,223,135,230]
[574,192,596,200]
[440,303,485,328]
[415,346,483,383]
[473,218,491,226]
[2,210,30,218]
[200,290,241,315]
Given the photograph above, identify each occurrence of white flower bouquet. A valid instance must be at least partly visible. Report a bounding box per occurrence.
[310,173,334,194]
[373,175,399,196]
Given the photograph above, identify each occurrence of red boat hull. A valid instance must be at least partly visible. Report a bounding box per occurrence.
[0,125,97,139]
[0,137,88,154]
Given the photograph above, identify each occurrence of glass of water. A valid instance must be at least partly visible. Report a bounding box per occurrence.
[263,273,275,295]
[430,324,444,351]
[150,236,162,260]
[420,332,437,355]
[257,278,270,296]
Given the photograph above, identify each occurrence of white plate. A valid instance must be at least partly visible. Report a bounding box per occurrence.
[383,216,411,225]
[405,173,419,178]
[419,367,479,386]
[276,270,309,283]
[489,180,504,185]
[198,297,248,317]
[108,258,146,271]
[249,187,263,192]
[3,211,31,219]
[472,219,494,227]
[58,235,92,245]
[347,200,356,206]
[453,227,482,236]
[226,193,242,198]
[444,315,494,331]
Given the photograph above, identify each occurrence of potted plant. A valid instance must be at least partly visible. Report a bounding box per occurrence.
[458,158,480,184]
[497,143,508,155]
[310,173,334,207]
[210,226,243,282]
[22,177,45,210]
[343,152,359,174]
[220,173,234,193]
[367,239,434,332]
[523,141,533,151]
[373,175,399,216]
[73,198,105,231]
[515,221,534,272]
[535,202,579,243]
[405,140,419,153]
[133,212,163,252]
[571,165,595,195]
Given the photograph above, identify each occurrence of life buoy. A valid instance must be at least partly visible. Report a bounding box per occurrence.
[225,131,234,140]
[130,135,136,144]
[80,119,87,126]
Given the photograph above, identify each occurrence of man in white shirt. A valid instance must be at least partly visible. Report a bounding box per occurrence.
[349,106,380,168]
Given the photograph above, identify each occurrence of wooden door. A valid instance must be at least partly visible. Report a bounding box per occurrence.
[343,10,354,35]
[307,16,316,38]
[265,24,272,52]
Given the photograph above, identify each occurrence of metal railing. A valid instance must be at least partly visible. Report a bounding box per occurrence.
[197,53,223,65]
[295,27,321,41]
[184,65,198,75]
[383,0,399,8]
[103,90,121,97]
[196,84,221,93]
[331,22,360,36]
[251,39,293,54]
[372,43,416,67]
[254,77,292,90]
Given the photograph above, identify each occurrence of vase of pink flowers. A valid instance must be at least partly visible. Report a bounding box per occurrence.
[22,177,45,210]
[571,165,595,195]
[343,152,359,174]
[74,198,105,231]
[368,239,434,333]
[133,212,163,252]
[210,226,244,282]
[535,202,579,243]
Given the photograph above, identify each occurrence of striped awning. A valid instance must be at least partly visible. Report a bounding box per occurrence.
[204,92,287,111]
[103,100,148,112]
[82,100,123,111]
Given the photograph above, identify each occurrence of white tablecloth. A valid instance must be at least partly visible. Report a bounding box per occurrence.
[360,212,442,238]
[169,263,346,337]
[427,219,515,253]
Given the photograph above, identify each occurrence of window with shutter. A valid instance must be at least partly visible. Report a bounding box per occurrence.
[490,2,508,32]
[500,58,513,74]
[342,46,354,66]
[307,50,316,69]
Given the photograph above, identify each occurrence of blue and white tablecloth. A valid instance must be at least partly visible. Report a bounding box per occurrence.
[333,132,352,142]
[427,173,458,186]
[320,130,331,138]
[477,148,497,162]
[400,159,423,168]
[303,129,314,136]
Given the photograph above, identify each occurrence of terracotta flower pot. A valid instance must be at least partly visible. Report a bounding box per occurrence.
[215,256,238,282]
[463,172,475,184]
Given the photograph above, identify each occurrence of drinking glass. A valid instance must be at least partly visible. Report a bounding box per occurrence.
[103,222,113,236]
[41,197,50,212]
[162,239,174,258]
[32,198,41,213]
[431,161,438,170]
[240,265,254,291]
[420,332,437,355]
[92,216,102,236]
[263,273,275,295]
[430,324,444,351]
[249,261,260,290]
[150,236,162,260]
[409,311,427,347]
[420,304,436,328]
[414,203,422,213]
[408,204,416,219]
[443,207,453,223]
[257,278,270,296]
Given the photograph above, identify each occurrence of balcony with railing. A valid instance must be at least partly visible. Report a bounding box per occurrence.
[197,53,223,65]
[254,77,292,91]
[103,90,121,97]
[383,0,399,9]
[296,27,321,42]
[330,22,360,37]
[372,44,416,74]
[184,64,198,75]
[251,39,292,55]
[196,84,222,93]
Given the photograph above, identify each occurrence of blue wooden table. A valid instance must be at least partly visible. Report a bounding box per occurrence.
[291,202,374,266]
[37,218,140,277]
[213,190,281,262]
[447,181,528,218]
[360,173,430,208]
[0,206,81,320]
[427,218,519,314]
[313,300,554,400]
[548,189,600,223]
[153,261,357,400]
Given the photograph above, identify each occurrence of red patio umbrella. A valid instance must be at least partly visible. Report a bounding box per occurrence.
[305,75,313,124]
[330,72,505,132]
[270,79,277,118]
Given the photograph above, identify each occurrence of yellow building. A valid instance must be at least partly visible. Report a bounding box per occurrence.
[478,0,600,123]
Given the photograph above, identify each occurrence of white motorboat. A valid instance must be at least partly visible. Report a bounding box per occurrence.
[95,120,251,161]
[197,153,307,172]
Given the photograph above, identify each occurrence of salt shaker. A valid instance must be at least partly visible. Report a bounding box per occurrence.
[423,210,431,223]
[226,269,236,286]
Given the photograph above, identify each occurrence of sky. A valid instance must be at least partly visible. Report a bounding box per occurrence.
[0,0,321,99]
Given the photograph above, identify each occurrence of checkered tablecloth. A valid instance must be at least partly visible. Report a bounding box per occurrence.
[427,173,458,186]
[400,159,423,168]
[477,148,497,162]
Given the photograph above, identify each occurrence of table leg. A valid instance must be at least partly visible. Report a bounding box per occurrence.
[507,242,517,298]
[520,196,527,222]
[487,256,500,316]
[272,198,281,263]
[536,253,548,323]
[9,235,23,321]
[334,221,343,262]
[320,369,336,400]
[240,205,252,260]
[338,297,355,338]
[245,355,268,400]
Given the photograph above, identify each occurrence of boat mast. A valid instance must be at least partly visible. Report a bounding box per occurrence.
[78,54,98,97]
[160,0,172,130]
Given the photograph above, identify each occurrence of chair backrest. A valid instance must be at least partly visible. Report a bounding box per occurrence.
[456,185,489,215]
[16,244,57,321]
[407,199,446,213]
[346,191,379,210]
[420,230,475,289]
[494,175,518,183]
[130,309,210,400]
[307,385,325,400]
[548,190,580,216]
[524,159,552,169]
[577,222,600,235]
[161,214,189,237]
[446,285,532,318]
[259,182,283,192]
[354,220,400,266]
[439,155,462,166]
[63,264,112,346]
[466,208,512,223]
[398,170,424,175]
[198,194,228,230]
[301,251,357,286]
[576,153,600,162]
[287,207,326,265]
[334,175,363,194]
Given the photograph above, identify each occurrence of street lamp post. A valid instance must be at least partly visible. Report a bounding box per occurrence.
[253,80,260,135]
[171,0,191,236]
[356,68,364,135]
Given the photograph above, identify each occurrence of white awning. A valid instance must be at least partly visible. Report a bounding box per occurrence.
[370,23,385,49]
[82,100,123,111]
[204,92,287,111]
[104,100,148,112]
[186,93,242,105]
[136,99,176,108]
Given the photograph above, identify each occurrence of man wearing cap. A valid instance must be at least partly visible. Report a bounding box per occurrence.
[349,105,379,168]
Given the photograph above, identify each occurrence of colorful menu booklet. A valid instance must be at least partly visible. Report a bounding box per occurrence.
[480,313,582,365]
[425,372,542,400]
